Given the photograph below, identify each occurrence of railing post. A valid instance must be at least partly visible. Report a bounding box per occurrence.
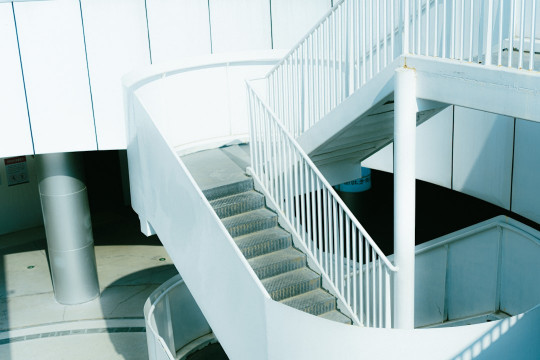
[403,0,410,54]
[485,0,494,65]
[393,67,417,329]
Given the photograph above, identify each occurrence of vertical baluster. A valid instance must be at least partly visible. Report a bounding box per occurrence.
[354,0,359,90]
[451,0,455,58]
[338,5,343,103]
[333,198,339,285]
[370,0,374,78]
[352,225,357,317]
[271,122,279,201]
[315,28,321,122]
[508,0,515,68]
[378,255,383,328]
[529,0,536,71]
[339,209,345,294]
[385,267,392,328]
[310,34,317,127]
[327,188,333,281]
[277,130,285,215]
[518,0,525,68]
[306,165,313,254]
[327,18,331,115]
[468,0,474,62]
[383,0,387,66]
[391,0,395,60]
[459,0,465,60]
[442,0,447,58]
[287,141,294,223]
[299,158,306,245]
[258,99,266,186]
[293,150,301,236]
[317,178,323,266]
[362,0,367,84]
[371,248,376,327]
[376,0,380,73]
[417,0,421,54]
[426,0,430,56]
[323,187,329,276]
[486,0,495,65]
[310,171,317,257]
[359,233,364,325]
[346,217,351,306]
[434,0,438,57]
[497,0,503,66]
[412,0,416,53]
[365,240,371,326]
[332,12,337,109]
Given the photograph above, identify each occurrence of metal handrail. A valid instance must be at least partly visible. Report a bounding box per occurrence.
[248,81,395,328]
[266,0,539,139]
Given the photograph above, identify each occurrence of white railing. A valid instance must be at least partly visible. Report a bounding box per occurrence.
[406,0,539,71]
[266,0,539,139]
[247,82,397,328]
[266,0,402,138]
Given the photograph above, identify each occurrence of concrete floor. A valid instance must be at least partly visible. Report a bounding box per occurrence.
[0,207,178,360]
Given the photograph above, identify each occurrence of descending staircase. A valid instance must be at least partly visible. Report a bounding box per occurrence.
[203,176,351,324]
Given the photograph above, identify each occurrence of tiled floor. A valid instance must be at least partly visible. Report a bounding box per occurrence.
[0,207,178,360]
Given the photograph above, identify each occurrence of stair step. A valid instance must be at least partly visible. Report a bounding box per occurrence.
[280,289,336,316]
[262,268,320,301]
[210,190,265,218]
[248,248,306,280]
[319,310,352,325]
[235,228,292,259]
[203,178,253,201]
[222,208,277,237]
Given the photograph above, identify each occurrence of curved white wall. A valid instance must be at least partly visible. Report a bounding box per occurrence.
[0,0,333,158]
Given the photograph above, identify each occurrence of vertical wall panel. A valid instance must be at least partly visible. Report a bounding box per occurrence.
[14,0,96,154]
[0,3,33,158]
[453,107,514,209]
[362,107,453,189]
[146,0,211,63]
[271,0,330,49]
[511,119,540,223]
[209,0,271,53]
[416,106,453,188]
[81,0,150,150]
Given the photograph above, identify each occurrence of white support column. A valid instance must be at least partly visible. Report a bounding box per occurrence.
[393,67,417,329]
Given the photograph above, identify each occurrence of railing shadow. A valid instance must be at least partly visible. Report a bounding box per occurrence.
[451,305,540,360]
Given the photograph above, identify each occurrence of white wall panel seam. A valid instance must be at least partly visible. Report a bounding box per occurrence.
[144,0,153,64]
[509,118,516,212]
[77,0,99,150]
[207,0,214,53]
[10,2,34,155]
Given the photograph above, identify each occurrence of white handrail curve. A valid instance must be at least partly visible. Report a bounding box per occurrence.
[248,81,396,328]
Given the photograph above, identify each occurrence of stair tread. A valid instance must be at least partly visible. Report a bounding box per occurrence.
[318,310,352,324]
[261,268,319,294]
[202,178,253,201]
[248,248,306,279]
[248,247,305,269]
[209,190,264,208]
[222,208,276,223]
[280,288,335,313]
[234,228,292,259]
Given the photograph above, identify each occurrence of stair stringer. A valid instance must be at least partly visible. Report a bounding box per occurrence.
[247,167,362,326]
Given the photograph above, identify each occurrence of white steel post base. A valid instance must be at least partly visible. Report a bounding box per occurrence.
[393,68,417,329]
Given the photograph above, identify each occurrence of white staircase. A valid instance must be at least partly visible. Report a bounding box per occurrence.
[126,1,540,358]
